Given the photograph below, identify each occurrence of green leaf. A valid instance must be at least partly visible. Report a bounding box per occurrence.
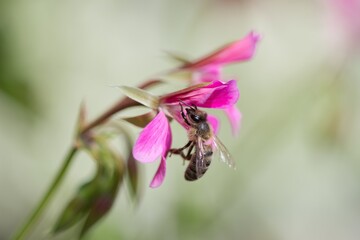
[76,102,87,133]
[126,153,139,201]
[53,181,98,233]
[80,146,125,238]
[53,135,125,237]
[122,111,157,128]
[118,86,159,109]
[106,123,142,202]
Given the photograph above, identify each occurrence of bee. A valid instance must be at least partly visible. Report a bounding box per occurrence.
[169,102,235,181]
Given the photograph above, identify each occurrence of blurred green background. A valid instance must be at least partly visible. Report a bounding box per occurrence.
[1,0,360,239]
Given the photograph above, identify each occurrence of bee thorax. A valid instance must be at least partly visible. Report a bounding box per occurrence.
[196,122,211,139]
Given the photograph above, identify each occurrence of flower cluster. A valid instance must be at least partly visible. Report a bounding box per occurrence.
[123,31,260,188]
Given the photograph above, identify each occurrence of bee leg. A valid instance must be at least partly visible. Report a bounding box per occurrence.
[181,152,193,165]
[184,144,194,160]
[182,148,194,165]
[178,143,194,165]
[169,141,192,156]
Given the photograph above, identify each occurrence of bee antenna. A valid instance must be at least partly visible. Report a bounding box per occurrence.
[178,99,197,110]
[178,99,190,107]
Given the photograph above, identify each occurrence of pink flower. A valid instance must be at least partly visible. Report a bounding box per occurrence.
[177,31,259,136]
[131,80,239,188]
[180,31,260,72]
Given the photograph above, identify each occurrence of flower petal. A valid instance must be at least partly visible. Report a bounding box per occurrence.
[164,104,190,130]
[133,111,169,163]
[164,121,172,154]
[161,80,239,109]
[150,156,166,188]
[207,114,220,135]
[192,66,221,84]
[224,105,242,136]
[182,31,260,70]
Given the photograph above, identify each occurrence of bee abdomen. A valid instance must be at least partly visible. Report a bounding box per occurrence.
[184,151,213,181]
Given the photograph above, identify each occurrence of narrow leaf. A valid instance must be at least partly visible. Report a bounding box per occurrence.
[54,134,125,237]
[76,102,87,135]
[122,111,157,128]
[53,181,98,233]
[118,86,159,109]
[159,82,209,101]
[126,153,139,201]
[105,123,142,203]
[80,149,125,237]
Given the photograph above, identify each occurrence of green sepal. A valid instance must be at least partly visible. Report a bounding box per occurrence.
[118,86,159,109]
[121,111,157,128]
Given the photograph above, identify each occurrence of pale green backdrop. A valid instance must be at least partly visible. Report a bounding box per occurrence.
[1,0,360,239]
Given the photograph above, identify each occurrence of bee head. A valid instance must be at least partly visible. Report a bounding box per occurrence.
[186,107,207,124]
[178,100,207,125]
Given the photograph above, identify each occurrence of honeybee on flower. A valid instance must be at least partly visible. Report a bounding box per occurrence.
[169,101,235,181]
[120,80,239,187]
[120,31,259,188]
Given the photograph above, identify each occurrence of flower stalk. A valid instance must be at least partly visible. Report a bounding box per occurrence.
[13,146,78,240]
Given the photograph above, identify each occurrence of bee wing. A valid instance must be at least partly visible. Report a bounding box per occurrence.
[212,136,236,169]
[195,137,207,178]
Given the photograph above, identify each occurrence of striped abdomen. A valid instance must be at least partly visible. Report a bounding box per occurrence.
[184,145,213,181]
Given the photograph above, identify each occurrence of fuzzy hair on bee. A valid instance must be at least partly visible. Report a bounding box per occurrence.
[169,101,235,181]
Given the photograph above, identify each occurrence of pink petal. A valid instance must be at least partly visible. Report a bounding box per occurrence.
[224,105,242,136]
[161,80,239,109]
[150,156,166,188]
[182,31,260,70]
[207,114,220,135]
[164,104,190,130]
[192,66,221,84]
[164,121,172,153]
[133,111,170,163]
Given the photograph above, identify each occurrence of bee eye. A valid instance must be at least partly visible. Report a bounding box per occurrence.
[190,114,201,122]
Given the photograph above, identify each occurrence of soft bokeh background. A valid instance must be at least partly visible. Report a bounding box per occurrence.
[1,0,360,239]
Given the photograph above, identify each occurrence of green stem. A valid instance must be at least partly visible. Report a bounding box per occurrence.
[12,146,78,240]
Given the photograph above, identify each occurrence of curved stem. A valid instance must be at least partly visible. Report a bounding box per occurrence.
[12,146,78,240]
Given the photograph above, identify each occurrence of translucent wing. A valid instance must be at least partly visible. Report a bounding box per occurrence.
[212,136,236,169]
[195,137,207,178]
